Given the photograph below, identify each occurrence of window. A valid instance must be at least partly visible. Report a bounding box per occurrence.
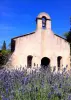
[27,55,33,68]
[57,56,62,71]
[42,17,46,29]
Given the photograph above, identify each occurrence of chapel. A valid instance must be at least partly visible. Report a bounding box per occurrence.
[11,12,70,72]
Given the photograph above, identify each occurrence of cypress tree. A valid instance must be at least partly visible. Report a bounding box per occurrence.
[2,41,6,50]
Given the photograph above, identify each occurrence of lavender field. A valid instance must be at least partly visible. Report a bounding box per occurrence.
[0,66,71,100]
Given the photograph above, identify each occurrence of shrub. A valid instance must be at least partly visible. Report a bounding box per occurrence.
[0,67,71,100]
[0,50,11,67]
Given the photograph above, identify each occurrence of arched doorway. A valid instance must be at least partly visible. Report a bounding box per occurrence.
[41,57,50,68]
[57,56,62,71]
[27,55,33,68]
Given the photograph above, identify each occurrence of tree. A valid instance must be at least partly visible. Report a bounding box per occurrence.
[1,41,6,50]
[63,30,71,55]
[0,41,11,67]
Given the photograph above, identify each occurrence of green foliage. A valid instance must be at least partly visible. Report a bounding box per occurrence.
[1,50,9,55]
[64,31,71,43]
[63,31,71,55]
[1,41,6,50]
[67,32,71,43]
[0,50,11,67]
[63,32,69,38]
[0,41,11,68]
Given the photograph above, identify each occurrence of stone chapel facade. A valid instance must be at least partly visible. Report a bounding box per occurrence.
[11,12,70,72]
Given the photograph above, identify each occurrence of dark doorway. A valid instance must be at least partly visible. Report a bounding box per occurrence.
[41,57,50,67]
[57,56,62,71]
[27,55,33,68]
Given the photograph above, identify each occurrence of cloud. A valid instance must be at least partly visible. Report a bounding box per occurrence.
[0,24,16,35]
[0,24,13,30]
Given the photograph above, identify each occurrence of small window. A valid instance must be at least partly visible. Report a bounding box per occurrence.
[42,17,46,29]
[57,56,62,71]
[27,55,33,68]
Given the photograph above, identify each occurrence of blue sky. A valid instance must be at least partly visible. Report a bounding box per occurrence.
[0,0,71,48]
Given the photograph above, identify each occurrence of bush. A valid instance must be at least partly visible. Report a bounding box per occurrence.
[0,67,71,100]
[0,50,11,67]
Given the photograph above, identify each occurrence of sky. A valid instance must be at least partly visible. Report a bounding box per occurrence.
[0,0,71,48]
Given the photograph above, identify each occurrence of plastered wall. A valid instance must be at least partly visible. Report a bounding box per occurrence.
[11,12,70,72]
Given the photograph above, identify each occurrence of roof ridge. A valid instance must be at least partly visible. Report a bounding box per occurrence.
[12,31,35,40]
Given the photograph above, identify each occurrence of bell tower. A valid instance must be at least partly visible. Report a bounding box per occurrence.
[36,12,51,30]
